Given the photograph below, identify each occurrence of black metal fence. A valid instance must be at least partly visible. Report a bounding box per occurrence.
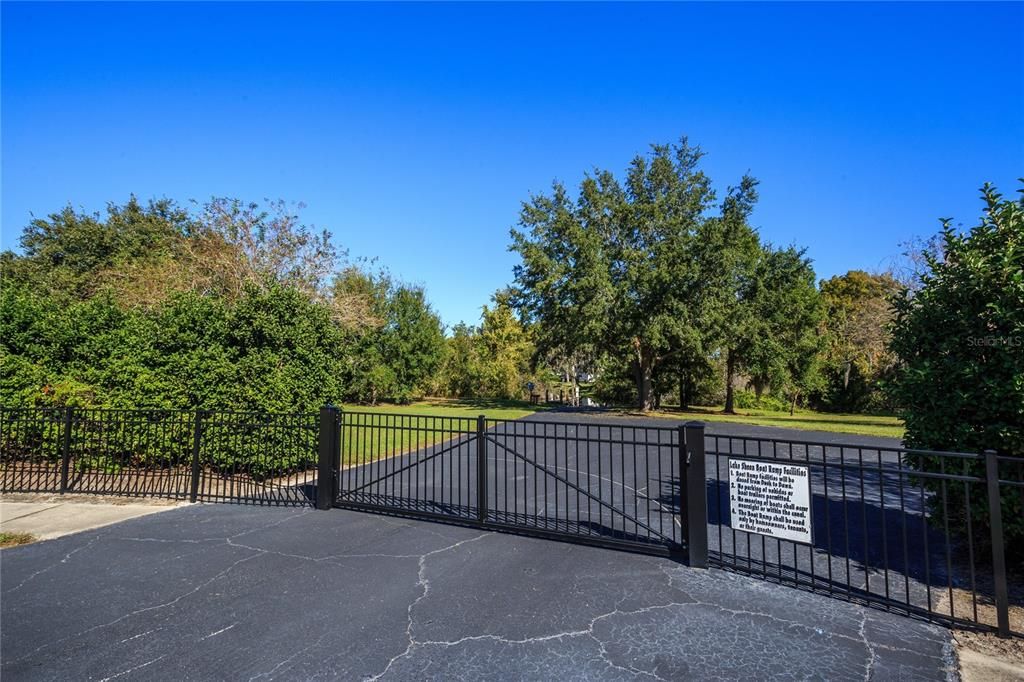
[2,405,1018,638]
[704,434,1021,638]
[0,407,318,505]
[330,411,706,556]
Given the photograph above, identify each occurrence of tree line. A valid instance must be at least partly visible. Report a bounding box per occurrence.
[0,154,927,419]
[1,142,1018,433]
[1,151,1020,560]
[1,198,447,413]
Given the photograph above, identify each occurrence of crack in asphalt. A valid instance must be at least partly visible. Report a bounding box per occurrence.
[360,536,943,681]
[96,654,167,681]
[656,561,948,665]
[365,533,491,682]
[858,611,877,681]
[2,508,955,681]
[6,510,314,665]
[247,631,332,681]
[2,534,104,594]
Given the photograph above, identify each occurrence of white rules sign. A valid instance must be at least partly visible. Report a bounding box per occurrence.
[728,459,813,544]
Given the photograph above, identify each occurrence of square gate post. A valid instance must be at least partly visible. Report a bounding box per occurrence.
[683,421,708,568]
[985,449,1011,638]
[317,406,340,510]
[476,415,487,523]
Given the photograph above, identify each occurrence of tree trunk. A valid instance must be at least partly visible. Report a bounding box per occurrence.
[753,379,765,399]
[570,361,580,407]
[638,354,655,412]
[724,349,737,414]
[678,371,689,411]
[843,361,852,390]
[632,359,642,406]
[790,391,798,416]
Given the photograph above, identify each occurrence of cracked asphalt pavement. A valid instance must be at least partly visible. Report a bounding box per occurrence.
[1,504,957,680]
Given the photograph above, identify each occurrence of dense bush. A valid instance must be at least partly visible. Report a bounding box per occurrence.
[0,198,447,476]
[889,183,1024,564]
[0,281,346,413]
[732,391,789,412]
[0,198,447,411]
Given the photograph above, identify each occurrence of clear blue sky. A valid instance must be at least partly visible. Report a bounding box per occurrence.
[3,2,1022,327]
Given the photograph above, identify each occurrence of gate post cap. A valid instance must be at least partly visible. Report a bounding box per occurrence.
[683,420,706,429]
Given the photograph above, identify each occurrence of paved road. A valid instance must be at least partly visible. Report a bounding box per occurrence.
[0,504,956,680]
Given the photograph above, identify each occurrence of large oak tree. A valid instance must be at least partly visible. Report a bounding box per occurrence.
[510,139,757,411]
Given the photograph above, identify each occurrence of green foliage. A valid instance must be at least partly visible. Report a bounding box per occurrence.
[511,139,736,411]
[818,270,900,412]
[438,323,486,397]
[0,281,345,413]
[6,197,191,301]
[889,182,1024,563]
[733,391,789,412]
[510,137,825,413]
[591,355,639,406]
[436,292,535,401]
[745,246,826,412]
[332,268,446,404]
[0,197,447,476]
[1,197,447,410]
[378,287,446,403]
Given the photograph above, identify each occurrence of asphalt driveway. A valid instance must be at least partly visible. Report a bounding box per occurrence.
[1,503,956,680]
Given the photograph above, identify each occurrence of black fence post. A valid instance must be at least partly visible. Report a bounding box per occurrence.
[477,415,487,523]
[317,406,340,510]
[189,410,204,503]
[683,421,708,568]
[985,449,1010,638]
[334,408,344,481]
[59,407,73,494]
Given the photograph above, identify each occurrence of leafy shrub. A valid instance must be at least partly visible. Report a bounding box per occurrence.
[733,391,789,412]
[889,183,1024,565]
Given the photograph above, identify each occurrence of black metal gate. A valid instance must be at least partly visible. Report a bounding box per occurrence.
[327,409,707,558]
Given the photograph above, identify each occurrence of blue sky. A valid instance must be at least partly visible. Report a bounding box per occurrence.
[3,2,1022,327]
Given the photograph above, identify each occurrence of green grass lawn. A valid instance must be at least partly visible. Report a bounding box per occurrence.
[337,397,544,466]
[643,406,905,439]
[0,532,36,549]
[341,397,542,421]
[333,398,902,465]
